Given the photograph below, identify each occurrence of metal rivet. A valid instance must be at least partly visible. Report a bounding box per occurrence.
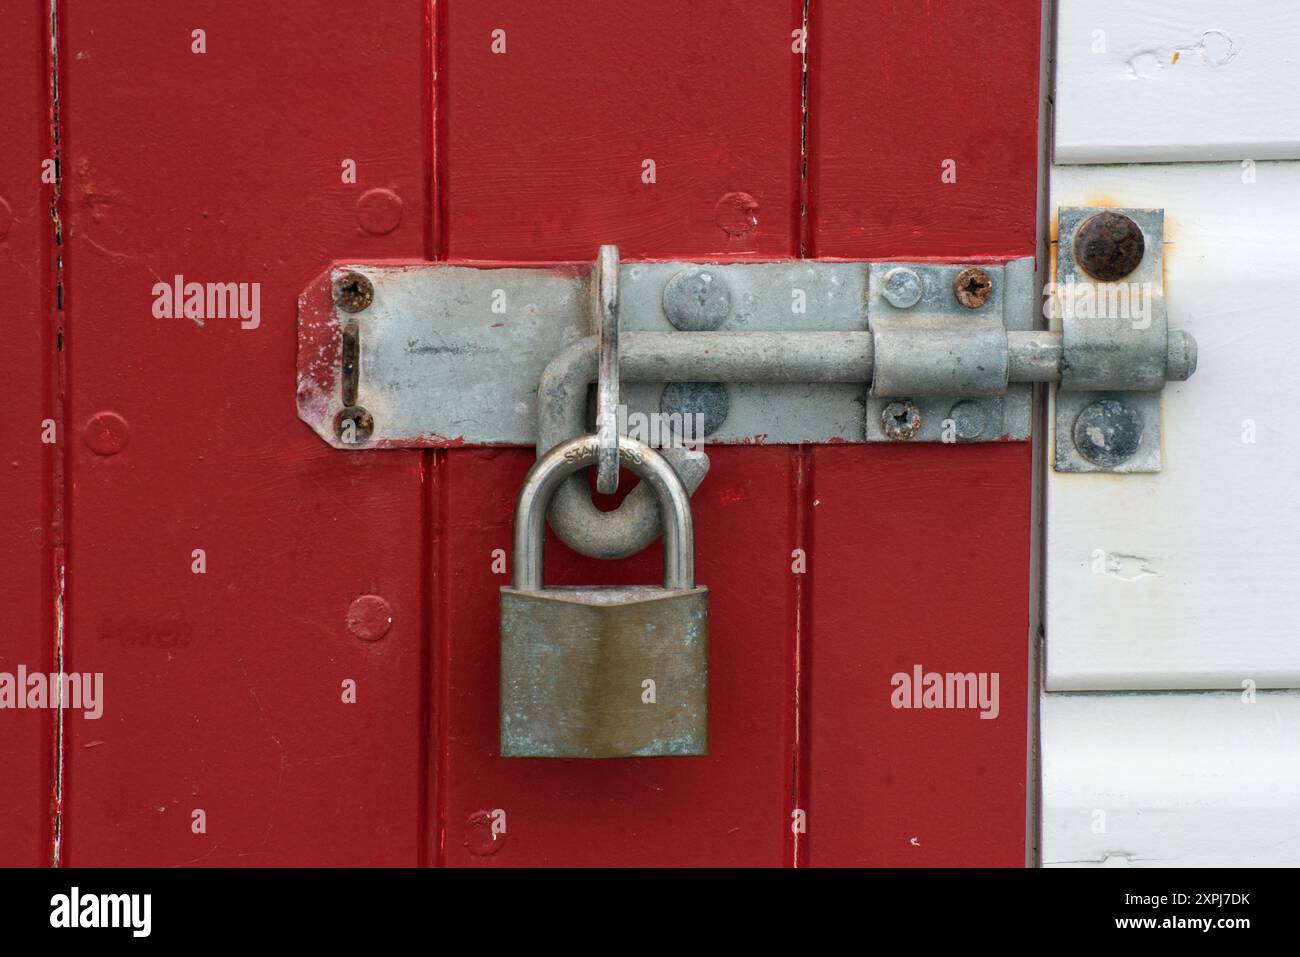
[948,400,988,440]
[659,382,730,437]
[881,399,922,441]
[335,405,374,443]
[332,271,374,313]
[1072,398,1143,466]
[83,412,129,456]
[953,267,993,309]
[662,268,732,331]
[881,267,923,309]
[347,594,393,642]
[1073,211,1145,282]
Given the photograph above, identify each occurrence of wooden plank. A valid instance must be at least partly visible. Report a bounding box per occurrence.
[1042,691,1300,867]
[436,0,801,866]
[0,0,55,867]
[807,0,1041,260]
[441,0,801,262]
[808,445,1033,866]
[1054,0,1300,165]
[1046,162,1300,690]
[60,0,431,865]
[805,0,1040,866]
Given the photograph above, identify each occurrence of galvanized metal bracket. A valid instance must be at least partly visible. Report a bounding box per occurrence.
[296,255,1039,450]
[864,259,1035,442]
[1052,208,1197,473]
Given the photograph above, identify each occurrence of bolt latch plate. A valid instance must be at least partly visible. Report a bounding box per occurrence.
[296,258,1037,449]
[1053,207,1188,473]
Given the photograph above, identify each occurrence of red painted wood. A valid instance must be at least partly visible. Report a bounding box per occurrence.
[807,445,1032,866]
[25,0,1039,867]
[0,0,55,867]
[808,0,1041,260]
[804,0,1039,865]
[59,1,432,865]
[436,0,803,865]
[441,0,803,262]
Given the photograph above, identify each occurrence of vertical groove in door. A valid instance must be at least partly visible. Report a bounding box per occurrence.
[422,0,444,870]
[428,449,450,867]
[786,446,815,866]
[788,1,814,864]
[47,0,68,868]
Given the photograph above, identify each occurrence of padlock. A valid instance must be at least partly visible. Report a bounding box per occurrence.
[500,434,708,758]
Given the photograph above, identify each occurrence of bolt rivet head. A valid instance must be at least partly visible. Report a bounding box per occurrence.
[660,382,730,437]
[1073,212,1145,282]
[881,267,923,309]
[1073,398,1143,466]
[948,400,988,440]
[662,268,732,331]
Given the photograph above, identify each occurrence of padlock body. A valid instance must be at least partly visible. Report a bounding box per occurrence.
[500,585,708,758]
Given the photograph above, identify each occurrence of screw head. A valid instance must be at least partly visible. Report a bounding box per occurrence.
[332,271,374,313]
[1072,398,1143,466]
[881,399,922,441]
[659,382,730,437]
[953,267,993,309]
[1073,212,1145,282]
[335,405,374,444]
[881,267,923,309]
[662,268,732,331]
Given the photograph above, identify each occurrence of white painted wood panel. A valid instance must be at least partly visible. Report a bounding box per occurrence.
[1042,691,1300,867]
[1046,161,1300,690]
[1054,0,1300,164]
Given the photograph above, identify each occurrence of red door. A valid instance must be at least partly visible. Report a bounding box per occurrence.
[4,0,1039,867]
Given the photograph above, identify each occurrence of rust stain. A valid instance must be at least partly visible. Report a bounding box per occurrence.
[1171,51,1180,64]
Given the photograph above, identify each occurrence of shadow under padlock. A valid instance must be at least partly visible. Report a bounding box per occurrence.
[500,434,709,758]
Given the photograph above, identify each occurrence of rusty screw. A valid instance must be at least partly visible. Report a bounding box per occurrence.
[1073,211,1145,282]
[881,399,922,441]
[335,405,374,444]
[332,271,374,313]
[953,267,993,309]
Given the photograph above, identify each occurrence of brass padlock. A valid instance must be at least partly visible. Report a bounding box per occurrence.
[500,434,708,758]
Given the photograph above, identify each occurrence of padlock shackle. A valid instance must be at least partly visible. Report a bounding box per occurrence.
[513,435,695,591]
